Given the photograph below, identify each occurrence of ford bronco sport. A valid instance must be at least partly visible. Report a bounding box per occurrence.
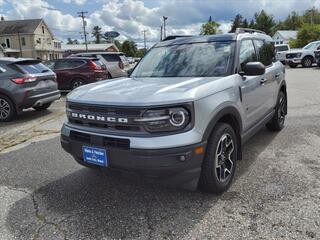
[61,28,287,193]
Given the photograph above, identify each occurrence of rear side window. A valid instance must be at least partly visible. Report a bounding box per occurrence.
[254,40,275,66]
[55,60,86,70]
[102,54,121,62]
[239,40,257,71]
[15,62,49,74]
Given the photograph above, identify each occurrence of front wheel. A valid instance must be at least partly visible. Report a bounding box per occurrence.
[199,123,237,193]
[301,56,313,68]
[266,91,287,131]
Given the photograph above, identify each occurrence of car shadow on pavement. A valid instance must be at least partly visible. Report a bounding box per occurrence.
[0,109,53,128]
[5,128,278,239]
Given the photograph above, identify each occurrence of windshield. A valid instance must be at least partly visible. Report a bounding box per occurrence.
[275,45,289,52]
[131,42,234,78]
[303,42,320,50]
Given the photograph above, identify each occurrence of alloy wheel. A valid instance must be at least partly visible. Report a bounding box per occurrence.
[72,80,84,89]
[215,133,235,182]
[0,98,11,120]
[278,94,286,125]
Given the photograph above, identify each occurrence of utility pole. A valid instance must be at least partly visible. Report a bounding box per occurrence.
[78,11,88,52]
[308,7,316,25]
[142,30,147,49]
[163,16,168,39]
[160,25,163,41]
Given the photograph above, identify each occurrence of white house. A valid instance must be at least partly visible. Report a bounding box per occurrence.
[272,30,298,45]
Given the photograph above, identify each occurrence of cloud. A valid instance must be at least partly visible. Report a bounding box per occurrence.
[0,0,318,47]
[62,0,87,5]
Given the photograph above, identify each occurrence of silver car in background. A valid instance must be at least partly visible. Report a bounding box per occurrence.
[71,52,130,79]
[275,44,290,64]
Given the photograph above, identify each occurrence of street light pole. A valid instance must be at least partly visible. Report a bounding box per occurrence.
[78,11,88,52]
[163,16,168,39]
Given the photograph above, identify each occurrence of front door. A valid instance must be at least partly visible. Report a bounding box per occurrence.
[239,39,268,131]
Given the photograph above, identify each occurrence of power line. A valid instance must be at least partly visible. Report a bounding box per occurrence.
[78,11,88,52]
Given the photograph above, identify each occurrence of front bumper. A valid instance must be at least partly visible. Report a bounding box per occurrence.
[285,58,302,64]
[61,125,207,190]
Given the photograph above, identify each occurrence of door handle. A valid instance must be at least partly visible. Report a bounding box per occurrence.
[260,78,267,84]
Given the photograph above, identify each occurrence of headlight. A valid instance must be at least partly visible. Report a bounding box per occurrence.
[134,107,191,133]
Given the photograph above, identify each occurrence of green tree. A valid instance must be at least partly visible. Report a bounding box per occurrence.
[114,40,122,52]
[66,38,79,44]
[135,48,147,58]
[289,24,320,48]
[282,11,304,30]
[92,26,102,44]
[229,14,244,33]
[200,17,220,35]
[303,7,320,24]
[121,40,137,57]
[253,10,276,35]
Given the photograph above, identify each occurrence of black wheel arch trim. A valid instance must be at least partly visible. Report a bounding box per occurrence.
[202,105,243,160]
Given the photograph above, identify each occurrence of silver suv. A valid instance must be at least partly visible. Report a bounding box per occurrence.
[61,28,287,193]
[71,52,130,78]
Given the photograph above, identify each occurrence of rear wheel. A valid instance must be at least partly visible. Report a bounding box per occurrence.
[266,91,286,131]
[302,56,313,68]
[33,102,52,111]
[71,79,86,90]
[0,95,16,122]
[199,123,237,193]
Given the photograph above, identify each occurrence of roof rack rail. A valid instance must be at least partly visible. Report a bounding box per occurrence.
[235,28,266,35]
[162,35,193,41]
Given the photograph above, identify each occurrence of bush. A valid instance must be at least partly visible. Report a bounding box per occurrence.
[289,24,320,48]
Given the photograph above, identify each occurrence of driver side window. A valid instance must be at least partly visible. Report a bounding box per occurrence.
[239,40,257,71]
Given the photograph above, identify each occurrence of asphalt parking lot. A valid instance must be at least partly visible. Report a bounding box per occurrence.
[0,68,319,240]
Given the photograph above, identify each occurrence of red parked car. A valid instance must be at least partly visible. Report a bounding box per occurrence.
[44,58,108,90]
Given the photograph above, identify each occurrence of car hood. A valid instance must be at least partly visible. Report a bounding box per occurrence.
[286,48,313,54]
[67,76,232,106]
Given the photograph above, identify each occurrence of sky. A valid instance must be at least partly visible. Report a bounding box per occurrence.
[0,0,319,47]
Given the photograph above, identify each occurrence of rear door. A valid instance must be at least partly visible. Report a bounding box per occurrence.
[54,59,87,89]
[239,39,269,130]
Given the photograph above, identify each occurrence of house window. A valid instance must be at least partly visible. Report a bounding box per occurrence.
[21,37,26,46]
[6,38,10,48]
[42,26,45,34]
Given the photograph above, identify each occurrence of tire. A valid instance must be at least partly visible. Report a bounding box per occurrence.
[199,123,238,193]
[289,63,297,68]
[266,91,287,131]
[301,56,313,68]
[0,94,16,122]
[71,78,86,90]
[33,102,52,111]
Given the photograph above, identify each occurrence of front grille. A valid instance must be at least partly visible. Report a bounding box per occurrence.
[70,131,130,149]
[286,54,295,59]
[67,102,144,132]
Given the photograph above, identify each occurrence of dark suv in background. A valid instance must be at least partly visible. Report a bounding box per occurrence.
[0,58,60,122]
[315,50,320,67]
[44,58,108,90]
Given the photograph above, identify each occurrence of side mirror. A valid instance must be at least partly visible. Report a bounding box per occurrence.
[241,62,266,76]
